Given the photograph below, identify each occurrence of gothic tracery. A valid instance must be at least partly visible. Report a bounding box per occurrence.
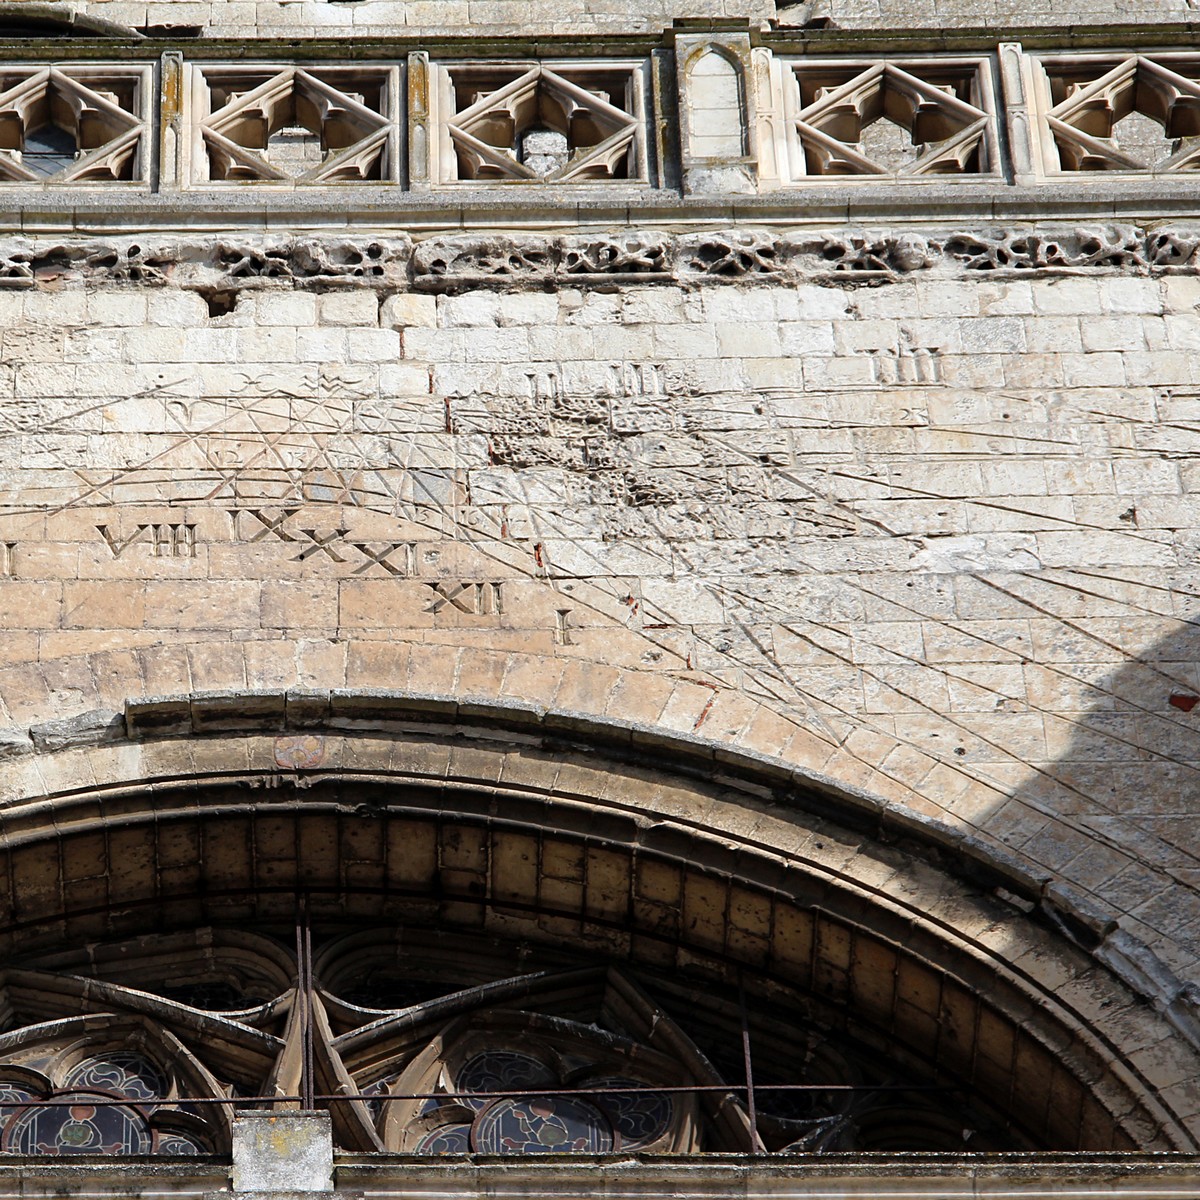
[0,926,1014,1156]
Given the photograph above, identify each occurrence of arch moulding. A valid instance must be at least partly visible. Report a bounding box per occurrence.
[0,687,1197,1152]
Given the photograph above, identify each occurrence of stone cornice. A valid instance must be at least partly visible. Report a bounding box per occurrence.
[3,23,1200,56]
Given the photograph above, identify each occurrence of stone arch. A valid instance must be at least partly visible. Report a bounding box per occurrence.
[0,690,1197,1152]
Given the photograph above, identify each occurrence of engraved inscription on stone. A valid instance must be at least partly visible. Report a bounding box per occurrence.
[425,581,504,615]
[97,523,198,559]
[292,528,350,563]
[860,332,943,384]
[233,508,303,543]
[351,542,417,577]
[555,608,574,645]
[611,362,664,397]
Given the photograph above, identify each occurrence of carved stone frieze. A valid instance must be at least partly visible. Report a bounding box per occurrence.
[679,230,782,276]
[212,237,409,283]
[411,233,670,282]
[941,224,1156,271]
[561,232,671,275]
[0,238,178,287]
[407,224,1200,286]
[0,225,1197,291]
[814,230,935,274]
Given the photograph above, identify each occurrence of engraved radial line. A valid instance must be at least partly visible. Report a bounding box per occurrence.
[162,403,252,502]
[302,386,408,510]
[326,401,410,509]
[1064,565,1200,607]
[44,390,294,514]
[826,468,1179,550]
[267,391,364,492]
[1015,566,1179,621]
[852,570,1200,756]
[770,618,1146,853]
[695,428,873,532]
[228,390,347,502]
[778,593,1200,878]
[981,573,1200,698]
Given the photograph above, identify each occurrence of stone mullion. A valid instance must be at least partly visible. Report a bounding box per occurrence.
[997,41,1036,184]
[158,50,184,192]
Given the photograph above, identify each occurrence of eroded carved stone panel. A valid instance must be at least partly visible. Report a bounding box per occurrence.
[0,65,152,185]
[188,65,401,185]
[427,59,650,185]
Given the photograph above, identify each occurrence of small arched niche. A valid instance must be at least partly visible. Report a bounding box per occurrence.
[686,46,747,158]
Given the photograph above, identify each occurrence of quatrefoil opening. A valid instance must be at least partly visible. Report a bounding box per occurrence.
[200,67,392,184]
[0,67,144,184]
[792,62,993,177]
[1045,56,1200,172]
[444,64,641,183]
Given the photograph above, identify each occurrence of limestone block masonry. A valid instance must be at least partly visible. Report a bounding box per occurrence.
[4,234,1200,1028]
[232,1114,334,1194]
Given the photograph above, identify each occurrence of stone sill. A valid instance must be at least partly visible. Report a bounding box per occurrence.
[2,180,1200,237]
[0,1154,1198,1196]
[2,22,1200,56]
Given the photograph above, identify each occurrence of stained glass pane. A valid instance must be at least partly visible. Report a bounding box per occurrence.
[589,1078,674,1149]
[0,1083,38,1110]
[473,1096,614,1153]
[359,1076,395,1120]
[414,1123,471,1153]
[0,1082,39,1133]
[4,1093,154,1154]
[455,1051,556,1112]
[64,1054,167,1103]
[156,1131,209,1155]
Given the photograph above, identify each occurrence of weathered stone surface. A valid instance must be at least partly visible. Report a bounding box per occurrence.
[232,1113,334,1193]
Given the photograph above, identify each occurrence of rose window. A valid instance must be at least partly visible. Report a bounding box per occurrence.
[0,925,1022,1156]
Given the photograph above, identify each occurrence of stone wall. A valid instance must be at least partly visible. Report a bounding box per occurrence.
[2,235,1199,1008]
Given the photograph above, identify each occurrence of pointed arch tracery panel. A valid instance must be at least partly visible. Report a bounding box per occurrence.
[0,923,1025,1157]
[0,64,151,184]
[775,55,1000,180]
[0,1019,223,1155]
[427,58,651,185]
[1030,53,1200,174]
[187,64,401,185]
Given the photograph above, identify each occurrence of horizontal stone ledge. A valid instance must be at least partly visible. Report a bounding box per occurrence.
[0,1152,1197,1196]
[4,180,1200,233]
[331,1152,1200,1195]
[8,22,1200,54]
